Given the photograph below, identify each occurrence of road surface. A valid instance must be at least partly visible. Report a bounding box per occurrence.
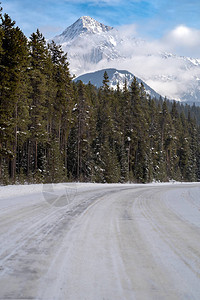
[0,183,200,299]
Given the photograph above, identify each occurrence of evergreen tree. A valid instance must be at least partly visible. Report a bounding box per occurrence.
[159,100,174,180]
[28,30,49,177]
[186,111,198,181]
[48,40,73,181]
[129,78,149,182]
[178,112,190,180]
[0,12,29,182]
[170,101,182,180]
[148,98,161,181]
[76,80,91,180]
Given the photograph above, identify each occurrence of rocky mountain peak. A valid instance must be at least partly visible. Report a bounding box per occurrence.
[53,16,113,44]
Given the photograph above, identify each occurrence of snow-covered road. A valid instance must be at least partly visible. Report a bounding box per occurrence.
[0,183,200,299]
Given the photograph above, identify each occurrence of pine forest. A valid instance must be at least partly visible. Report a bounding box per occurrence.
[0,8,200,185]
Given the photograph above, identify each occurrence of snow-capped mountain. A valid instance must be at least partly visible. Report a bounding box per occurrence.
[53,16,122,73]
[75,68,161,99]
[53,16,113,44]
[52,16,200,104]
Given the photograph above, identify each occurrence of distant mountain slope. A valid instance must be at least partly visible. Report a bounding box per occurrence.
[52,16,200,105]
[75,68,162,99]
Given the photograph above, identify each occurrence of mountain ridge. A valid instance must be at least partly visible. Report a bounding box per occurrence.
[75,68,162,100]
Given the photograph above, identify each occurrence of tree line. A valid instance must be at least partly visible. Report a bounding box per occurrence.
[0,9,200,184]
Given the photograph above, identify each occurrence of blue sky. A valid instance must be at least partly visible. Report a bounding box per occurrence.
[2,0,200,38]
[2,0,200,57]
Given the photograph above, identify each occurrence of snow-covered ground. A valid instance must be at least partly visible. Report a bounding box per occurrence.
[0,182,200,299]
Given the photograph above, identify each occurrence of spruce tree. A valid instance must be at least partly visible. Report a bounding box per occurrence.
[159,100,173,180]
[28,30,49,177]
[186,111,198,181]
[48,40,73,181]
[170,101,182,180]
[129,78,149,182]
[0,12,30,182]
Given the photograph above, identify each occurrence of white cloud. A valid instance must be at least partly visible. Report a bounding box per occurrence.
[117,24,138,37]
[161,25,200,58]
[95,25,200,100]
[116,22,200,59]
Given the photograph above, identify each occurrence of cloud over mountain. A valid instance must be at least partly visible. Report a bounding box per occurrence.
[161,25,200,58]
[52,16,200,104]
